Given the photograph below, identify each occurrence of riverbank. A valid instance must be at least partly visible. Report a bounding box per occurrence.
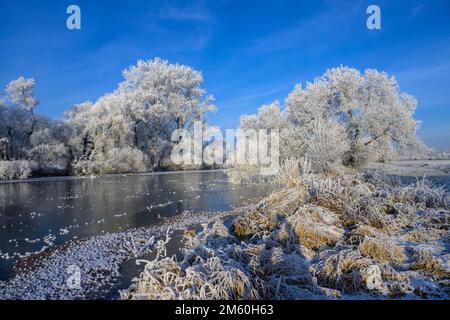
[0,168,227,184]
[0,209,247,299]
[122,166,450,300]
[0,170,277,282]
[367,160,450,177]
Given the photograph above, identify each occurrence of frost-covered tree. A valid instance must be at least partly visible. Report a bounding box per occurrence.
[0,77,71,177]
[240,101,286,130]
[65,58,216,174]
[63,102,95,162]
[232,66,423,177]
[6,77,40,151]
[326,67,420,165]
[286,81,331,126]
[286,66,422,168]
[27,121,71,175]
[6,77,39,113]
[0,77,40,159]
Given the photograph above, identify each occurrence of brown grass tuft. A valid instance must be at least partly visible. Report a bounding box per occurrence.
[315,249,385,292]
[293,222,343,250]
[232,209,277,239]
[359,237,406,264]
[410,251,449,279]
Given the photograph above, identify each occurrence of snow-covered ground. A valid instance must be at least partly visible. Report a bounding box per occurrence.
[367,160,450,190]
[368,160,450,176]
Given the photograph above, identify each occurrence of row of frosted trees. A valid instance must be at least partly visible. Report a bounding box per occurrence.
[0,58,215,179]
[0,59,426,180]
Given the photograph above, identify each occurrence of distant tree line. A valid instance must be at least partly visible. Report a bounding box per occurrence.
[0,60,430,180]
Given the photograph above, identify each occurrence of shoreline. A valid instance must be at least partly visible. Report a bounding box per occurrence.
[123,169,450,300]
[2,159,450,185]
[0,209,244,300]
[0,168,227,185]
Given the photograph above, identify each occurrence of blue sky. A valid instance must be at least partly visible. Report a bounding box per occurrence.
[1,0,449,149]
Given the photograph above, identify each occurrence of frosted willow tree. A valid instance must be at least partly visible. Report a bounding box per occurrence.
[320,67,421,166]
[231,66,423,180]
[66,58,215,175]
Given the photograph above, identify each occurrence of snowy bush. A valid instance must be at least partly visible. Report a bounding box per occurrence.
[27,143,69,175]
[71,160,101,176]
[64,58,215,175]
[302,118,349,172]
[72,147,146,175]
[102,147,147,174]
[0,160,34,180]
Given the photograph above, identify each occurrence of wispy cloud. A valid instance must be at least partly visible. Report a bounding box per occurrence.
[409,4,423,18]
[396,61,450,84]
[158,2,214,23]
[219,84,291,110]
[246,1,363,53]
[393,39,450,84]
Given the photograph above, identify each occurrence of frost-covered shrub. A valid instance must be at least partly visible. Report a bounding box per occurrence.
[0,77,75,178]
[275,158,302,188]
[27,143,69,175]
[71,160,100,176]
[302,119,349,172]
[226,164,264,184]
[102,147,146,174]
[0,160,34,180]
[73,147,146,175]
[345,142,378,168]
[393,179,449,208]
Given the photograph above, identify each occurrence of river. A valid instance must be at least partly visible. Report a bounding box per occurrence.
[0,170,277,283]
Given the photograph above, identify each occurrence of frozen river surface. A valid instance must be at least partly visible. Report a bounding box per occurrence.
[0,170,276,281]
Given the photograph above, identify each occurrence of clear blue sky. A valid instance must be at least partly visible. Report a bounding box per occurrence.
[1,0,449,149]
